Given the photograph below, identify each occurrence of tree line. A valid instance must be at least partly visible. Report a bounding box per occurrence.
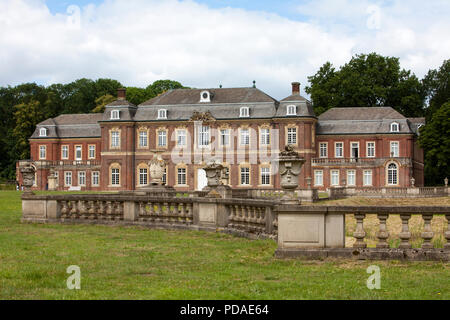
[0,53,448,185]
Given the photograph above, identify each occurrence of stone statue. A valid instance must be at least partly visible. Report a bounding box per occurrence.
[149,154,166,186]
[203,161,224,188]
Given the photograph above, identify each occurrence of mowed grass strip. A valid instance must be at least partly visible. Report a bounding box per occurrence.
[0,191,448,299]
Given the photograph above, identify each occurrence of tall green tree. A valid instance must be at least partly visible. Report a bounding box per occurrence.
[419,102,450,185]
[422,59,450,120]
[305,53,426,117]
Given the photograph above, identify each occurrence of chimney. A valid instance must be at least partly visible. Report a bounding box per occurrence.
[117,88,126,100]
[291,82,300,95]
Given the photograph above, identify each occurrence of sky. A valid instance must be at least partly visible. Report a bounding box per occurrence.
[0,0,449,99]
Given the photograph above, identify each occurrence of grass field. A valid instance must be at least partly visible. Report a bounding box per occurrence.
[0,191,449,299]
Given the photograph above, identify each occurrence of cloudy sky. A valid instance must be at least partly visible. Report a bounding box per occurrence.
[0,0,449,99]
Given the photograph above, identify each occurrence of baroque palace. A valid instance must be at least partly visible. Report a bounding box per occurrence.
[17,82,425,191]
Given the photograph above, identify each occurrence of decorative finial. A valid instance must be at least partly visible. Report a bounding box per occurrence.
[252,80,256,88]
[219,84,222,88]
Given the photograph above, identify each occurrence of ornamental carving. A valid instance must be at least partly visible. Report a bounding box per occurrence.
[190,111,215,122]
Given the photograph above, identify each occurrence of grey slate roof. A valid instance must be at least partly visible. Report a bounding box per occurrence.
[140,87,277,105]
[407,117,426,135]
[317,107,413,135]
[31,114,103,139]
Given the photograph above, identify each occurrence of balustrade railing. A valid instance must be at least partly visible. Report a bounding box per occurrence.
[138,199,193,225]
[227,203,268,234]
[60,199,124,221]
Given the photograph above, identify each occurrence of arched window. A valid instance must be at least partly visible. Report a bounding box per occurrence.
[111,110,120,120]
[387,163,398,185]
[390,122,399,132]
[109,163,121,186]
[39,128,47,137]
[286,105,297,116]
[137,163,149,186]
[240,107,249,117]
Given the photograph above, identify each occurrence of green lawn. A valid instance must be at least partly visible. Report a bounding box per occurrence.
[0,191,448,299]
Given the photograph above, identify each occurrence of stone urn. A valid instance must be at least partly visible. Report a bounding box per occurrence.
[445,177,448,188]
[277,145,305,204]
[20,164,35,195]
[149,154,166,186]
[410,177,416,188]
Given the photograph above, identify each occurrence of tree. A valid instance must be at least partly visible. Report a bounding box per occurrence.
[305,53,426,117]
[419,102,450,185]
[92,94,116,113]
[126,87,152,105]
[146,80,186,97]
[422,59,450,120]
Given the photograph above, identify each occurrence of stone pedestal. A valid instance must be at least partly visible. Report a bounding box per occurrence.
[277,145,305,205]
[48,174,57,191]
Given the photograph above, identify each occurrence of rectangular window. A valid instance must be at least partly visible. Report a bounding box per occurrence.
[61,145,69,159]
[319,143,328,158]
[75,146,82,161]
[162,168,167,185]
[363,170,373,186]
[260,167,270,185]
[367,142,375,158]
[347,170,356,186]
[240,167,250,185]
[111,131,120,148]
[260,128,270,146]
[177,168,187,185]
[88,145,96,159]
[158,130,167,147]
[198,126,210,147]
[39,146,46,160]
[111,168,120,185]
[64,171,72,186]
[314,170,323,186]
[240,128,249,145]
[78,171,86,186]
[92,171,100,186]
[177,130,186,146]
[220,129,230,146]
[331,170,340,186]
[139,131,148,148]
[351,142,359,158]
[139,168,148,186]
[390,141,399,157]
[287,127,297,144]
[335,142,343,158]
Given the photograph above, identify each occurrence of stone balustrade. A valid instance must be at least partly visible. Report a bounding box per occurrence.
[21,193,449,261]
[330,186,449,199]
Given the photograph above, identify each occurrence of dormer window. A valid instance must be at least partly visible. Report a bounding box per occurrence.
[200,91,211,103]
[240,107,249,118]
[158,109,167,119]
[39,128,47,137]
[287,105,297,116]
[111,110,120,120]
[390,122,399,132]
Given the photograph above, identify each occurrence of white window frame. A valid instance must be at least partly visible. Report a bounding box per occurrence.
[88,145,96,159]
[139,168,148,186]
[350,142,359,159]
[260,128,270,146]
[177,167,187,185]
[335,142,344,158]
[240,128,250,146]
[78,171,86,186]
[260,167,270,185]
[92,171,100,186]
[287,127,297,145]
[111,168,120,186]
[220,129,230,146]
[347,170,356,186]
[390,122,399,132]
[157,109,167,119]
[111,131,120,148]
[387,163,398,185]
[111,110,120,120]
[39,145,46,160]
[240,107,249,118]
[158,130,167,147]
[363,170,373,186]
[240,167,250,185]
[314,170,323,186]
[198,125,210,148]
[61,145,69,160]
[331,170,340,186]
[139,131,148,148]
[75,145,82,161]
[390,141,399,157]
[64,171,72,186]
[319,142,328,158]
[39,128,47,137]
[177,129,187,146]
[286,105,297,116]
[366,142,376,158]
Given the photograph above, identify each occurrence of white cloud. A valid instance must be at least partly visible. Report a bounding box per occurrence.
[0,0,448,100]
